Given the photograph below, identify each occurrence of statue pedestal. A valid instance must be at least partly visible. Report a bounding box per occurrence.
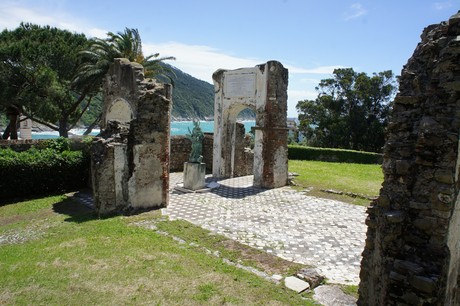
[183,162,206,190]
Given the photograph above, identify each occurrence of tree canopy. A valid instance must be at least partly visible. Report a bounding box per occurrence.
[296,68,397,153]
[0,25,175,138]
[0,23,93,138]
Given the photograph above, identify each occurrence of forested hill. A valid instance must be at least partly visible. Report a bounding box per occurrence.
[165,64,215,120]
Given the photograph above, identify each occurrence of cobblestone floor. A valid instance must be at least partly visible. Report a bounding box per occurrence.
[165,173,367,285]
[73,173,367,285]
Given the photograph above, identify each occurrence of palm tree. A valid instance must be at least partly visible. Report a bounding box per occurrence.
[73,28,175,134]
[74,28,175,90]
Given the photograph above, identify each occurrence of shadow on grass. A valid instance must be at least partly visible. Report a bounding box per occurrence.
[53,192,164,223]
[52,197,98,223]
[0,191,65,207]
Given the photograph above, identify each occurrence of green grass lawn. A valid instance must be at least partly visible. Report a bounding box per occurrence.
[289,160,383,206]
[0,160,379,304]
[0,196,313,305]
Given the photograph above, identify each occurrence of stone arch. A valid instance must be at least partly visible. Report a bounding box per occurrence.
[358,12,460,305]
[212,61,289,188]
[104,98,134,126]
[227,103,256,178]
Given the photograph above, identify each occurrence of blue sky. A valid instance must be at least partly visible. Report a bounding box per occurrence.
[0,0,457,117]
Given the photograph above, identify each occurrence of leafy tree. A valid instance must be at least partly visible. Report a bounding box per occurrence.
[0,23,94,138]
[296,68,396,152]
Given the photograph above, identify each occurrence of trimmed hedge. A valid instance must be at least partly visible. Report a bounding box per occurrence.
[288,145,382,164]
[0,146,90,200]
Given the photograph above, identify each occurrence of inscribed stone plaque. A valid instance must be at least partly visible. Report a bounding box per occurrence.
[224,72,256,98]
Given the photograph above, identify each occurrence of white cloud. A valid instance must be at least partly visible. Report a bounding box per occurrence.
[299,77,321,84]
[145,42,345,83]
[0,4,107,38]
[287,89,318,117]
[143,42,262,82]
[433,1,452,10]
[287,65,345,74]
[289,89,317,102]
[344,3,368,21]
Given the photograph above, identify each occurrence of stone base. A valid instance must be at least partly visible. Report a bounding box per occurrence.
[183,162,206,190]
[174,181,220,194]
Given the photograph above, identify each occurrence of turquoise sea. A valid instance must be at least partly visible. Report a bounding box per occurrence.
[30,121,256,139]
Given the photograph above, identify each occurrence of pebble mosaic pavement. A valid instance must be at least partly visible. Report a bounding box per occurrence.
[73,172,368,285]
[164,173,367,285]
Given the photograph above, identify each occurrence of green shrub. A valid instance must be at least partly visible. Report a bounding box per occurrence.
[0,147,89,200]
[288,145,382,164]
[35,137,71,152]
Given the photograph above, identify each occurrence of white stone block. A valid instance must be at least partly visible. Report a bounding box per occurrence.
[284,276,310,293]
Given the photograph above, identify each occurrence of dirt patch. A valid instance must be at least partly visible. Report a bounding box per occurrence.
[219,239,304,276]
[0,209,55,227]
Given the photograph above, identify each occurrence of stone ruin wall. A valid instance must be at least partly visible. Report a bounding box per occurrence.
[170,127,253,175]
[170,134,214,172]
[358,12,460,305]
[91,58,171,215]
[213,61,288,188]
[232,122,254,177]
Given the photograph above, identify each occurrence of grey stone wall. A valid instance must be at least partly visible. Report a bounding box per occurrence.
[358,12,460,305]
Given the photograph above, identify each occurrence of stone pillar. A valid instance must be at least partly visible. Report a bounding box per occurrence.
[358,12,460,305]
[19,116,32,140]
[253,61,288,188]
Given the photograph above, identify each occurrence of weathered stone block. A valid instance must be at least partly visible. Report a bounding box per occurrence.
[393,259,424,276]
[409,275,437,293]
[183,162,206,190]
[395,160,411,175]
[385,210,405,223]
[296,268,325,289]
[413,217,434,231]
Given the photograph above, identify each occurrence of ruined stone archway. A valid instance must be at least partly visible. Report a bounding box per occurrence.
[358,12,460,305]
[91,58,172,215]
[212,61,289,188]
[103,98,134,126]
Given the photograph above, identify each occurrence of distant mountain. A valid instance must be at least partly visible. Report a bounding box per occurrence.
[165,64,215,120]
